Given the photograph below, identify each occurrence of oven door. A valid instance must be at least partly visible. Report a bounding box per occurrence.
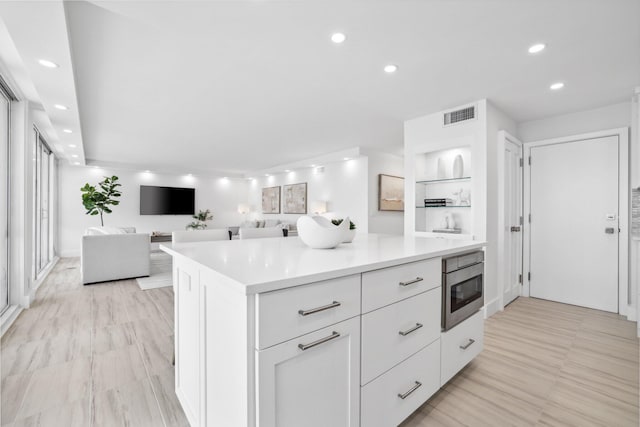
[443,262,484,330]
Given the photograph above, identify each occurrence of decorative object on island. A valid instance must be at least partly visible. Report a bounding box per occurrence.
[310,200,327,215]
[186,209,213,230]
[452,154,464,178]
[80,175,122,226]
[297,215,350,249]
[283,182,307,214]
[262,186,280,214]
[378,174,404,211]
[332,218,356,243]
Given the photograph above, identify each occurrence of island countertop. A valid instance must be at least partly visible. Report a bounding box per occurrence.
[160,234,484,295]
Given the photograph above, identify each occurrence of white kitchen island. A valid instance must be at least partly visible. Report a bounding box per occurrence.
[161,234,485,427]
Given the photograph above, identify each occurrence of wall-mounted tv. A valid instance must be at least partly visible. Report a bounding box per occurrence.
[140,185,195,215]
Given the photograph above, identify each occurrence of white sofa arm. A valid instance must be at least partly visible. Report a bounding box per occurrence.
[81,233,150,284]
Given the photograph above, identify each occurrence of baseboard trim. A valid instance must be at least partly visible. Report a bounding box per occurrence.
[27,257,60,306]
[0,305,23,337]
[482,296,501,319]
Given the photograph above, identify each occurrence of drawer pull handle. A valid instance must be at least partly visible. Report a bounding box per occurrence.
[399,277,423,287]
[459,339,475,350]
[399,323,423,336]
[298,331,340,351]
[397,381,422,400]
[298,301,341,316]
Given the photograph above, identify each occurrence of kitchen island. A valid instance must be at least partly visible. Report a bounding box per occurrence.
[161,234,485,427]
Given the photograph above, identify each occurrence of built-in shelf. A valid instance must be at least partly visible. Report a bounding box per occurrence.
[416,176,471,185]
[416,205,472,209]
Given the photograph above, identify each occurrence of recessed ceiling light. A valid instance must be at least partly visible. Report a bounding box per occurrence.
[144,170,151,173]
[331,33,346,44]
[384,64,398,73]
[38,59,59,68]
[73,162,80,165]
[284,169,291,173]
[343,157,350,160]
[528,43,546,54]
[264,173,270,177]
[68,144,77,148]
[310,164,316,167]
[550,82,565,90]
[54,104,68,110]
[62,129,73,134]
[71,154,78,158]
[187,173,193,177]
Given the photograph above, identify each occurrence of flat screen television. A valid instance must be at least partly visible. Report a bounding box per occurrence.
[140,185,195,215]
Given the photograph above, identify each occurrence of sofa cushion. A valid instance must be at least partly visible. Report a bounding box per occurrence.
[264,219,281,228]
[240,220,258,228]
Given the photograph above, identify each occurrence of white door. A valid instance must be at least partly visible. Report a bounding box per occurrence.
[257,317,360,427]
[503,139,523,306]
[0,86,9,314]
[529,136,619,312]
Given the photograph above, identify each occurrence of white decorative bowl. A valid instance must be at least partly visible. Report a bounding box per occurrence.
[343,228,356,243]
[297,216,350,249]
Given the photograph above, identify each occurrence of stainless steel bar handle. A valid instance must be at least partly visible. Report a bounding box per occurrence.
[298,301,341,316]
[298,331,340,351]
[459,338,475,350]
[398,323,423,336]
[399,277,423,287]
[397,381,422,400]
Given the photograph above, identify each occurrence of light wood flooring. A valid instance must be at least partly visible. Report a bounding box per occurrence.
[2,258,639,426]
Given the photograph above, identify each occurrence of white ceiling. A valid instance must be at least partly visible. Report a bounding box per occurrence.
[3,1,640,174]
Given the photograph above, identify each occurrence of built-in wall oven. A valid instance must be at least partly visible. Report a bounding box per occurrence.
[442,251,484,331]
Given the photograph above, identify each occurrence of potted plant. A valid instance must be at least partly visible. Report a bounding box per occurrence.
[331,218,356,243]
[81,176,122,226]
[186,209,213,230]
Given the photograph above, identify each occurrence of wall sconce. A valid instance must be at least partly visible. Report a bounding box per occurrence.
[237,203,250,215]
[310,201,327,215]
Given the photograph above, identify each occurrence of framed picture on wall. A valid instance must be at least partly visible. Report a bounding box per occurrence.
[262,186,281,214]
[283,182,307,214]
[378,174,404,211]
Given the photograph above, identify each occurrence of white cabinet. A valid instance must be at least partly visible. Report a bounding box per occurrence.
[440,310,484,386]
[256,317,361,427]
[361,288,441,385]
[361,340,441,427]
[174,262,203,426]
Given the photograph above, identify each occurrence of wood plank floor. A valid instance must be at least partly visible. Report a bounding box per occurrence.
[2,258,638,426]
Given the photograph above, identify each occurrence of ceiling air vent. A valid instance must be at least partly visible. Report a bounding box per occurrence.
[443,105,475,126]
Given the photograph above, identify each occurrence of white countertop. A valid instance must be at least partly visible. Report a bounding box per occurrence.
[161,234,485,294]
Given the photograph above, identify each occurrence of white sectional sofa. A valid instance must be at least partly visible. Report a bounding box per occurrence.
[81,227,150,285]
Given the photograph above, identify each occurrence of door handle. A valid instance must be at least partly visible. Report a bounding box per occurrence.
[604,227,616,234]
[510,226,521,232]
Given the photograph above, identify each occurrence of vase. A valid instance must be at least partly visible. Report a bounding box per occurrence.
[437,157,446,179]
[453,154,464,178]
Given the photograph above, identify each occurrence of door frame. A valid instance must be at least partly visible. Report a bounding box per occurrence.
[497,131,524,311]
[523,128,631,319]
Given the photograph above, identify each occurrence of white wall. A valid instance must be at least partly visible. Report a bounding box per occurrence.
[517,102,631,142]
[367,151,404,235]
[58,166,249,257]
[247,158,369,233]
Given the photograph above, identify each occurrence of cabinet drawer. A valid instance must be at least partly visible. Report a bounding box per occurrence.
[361,340,441,427]
[441,310,484,386]
[256,275,360,349]
[256,317,361,427]
[362,258,441,313]
[361,288,441,385]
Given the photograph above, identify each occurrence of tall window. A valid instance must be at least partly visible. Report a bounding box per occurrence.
[34,127,54,278]
[0,78,12,314]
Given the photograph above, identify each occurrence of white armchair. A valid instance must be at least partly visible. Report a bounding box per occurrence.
[81,232,150,284]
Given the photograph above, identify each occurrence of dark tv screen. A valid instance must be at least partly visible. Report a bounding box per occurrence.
[140,185,195,215]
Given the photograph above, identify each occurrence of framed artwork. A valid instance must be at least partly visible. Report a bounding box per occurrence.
[378,174,404,211]
[283,182,307,214]
[262,186,281,214]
